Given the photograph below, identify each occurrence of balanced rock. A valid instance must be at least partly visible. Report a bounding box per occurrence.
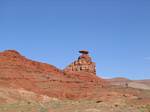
[64,50,96,75]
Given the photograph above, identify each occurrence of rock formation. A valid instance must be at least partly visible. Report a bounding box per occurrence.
[0,49,150,111]
[0,50,105,100]
[64,50,96,75]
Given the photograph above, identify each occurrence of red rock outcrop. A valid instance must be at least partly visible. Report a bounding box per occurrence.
[64,50,96,75]
[0,50,105,99]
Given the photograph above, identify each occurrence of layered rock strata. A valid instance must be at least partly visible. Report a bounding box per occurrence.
[64,50,96,75]
[0,50,105,100]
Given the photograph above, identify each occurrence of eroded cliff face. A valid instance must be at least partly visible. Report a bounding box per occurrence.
[64,50,96,75]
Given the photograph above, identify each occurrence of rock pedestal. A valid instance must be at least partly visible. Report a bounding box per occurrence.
[64,50,96,75]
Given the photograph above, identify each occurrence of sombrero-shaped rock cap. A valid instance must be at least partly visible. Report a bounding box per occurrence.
[79,50,89,54]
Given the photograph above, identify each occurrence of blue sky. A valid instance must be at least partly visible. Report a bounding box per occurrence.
[0,0,150,79]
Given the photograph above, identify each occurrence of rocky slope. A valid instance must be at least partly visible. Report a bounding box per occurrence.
[0,50,105,100]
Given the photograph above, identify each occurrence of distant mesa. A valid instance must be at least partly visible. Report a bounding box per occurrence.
[64,50,96,75]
